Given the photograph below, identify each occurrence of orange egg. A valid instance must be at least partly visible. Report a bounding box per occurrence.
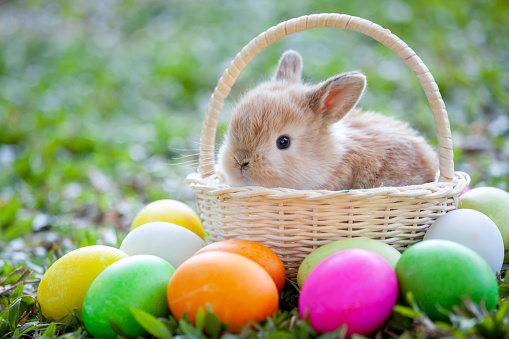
[167,251,279,331]
[194,239,286,293]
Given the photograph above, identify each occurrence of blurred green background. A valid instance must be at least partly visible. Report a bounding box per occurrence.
[1,0,508,262]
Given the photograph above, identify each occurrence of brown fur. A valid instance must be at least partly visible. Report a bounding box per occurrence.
[325,110,438,189]
[216,50,439,190]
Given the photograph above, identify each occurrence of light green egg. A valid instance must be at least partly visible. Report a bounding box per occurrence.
[297,238,401,288]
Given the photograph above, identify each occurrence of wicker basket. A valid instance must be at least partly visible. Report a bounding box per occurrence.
[186,13,470,281]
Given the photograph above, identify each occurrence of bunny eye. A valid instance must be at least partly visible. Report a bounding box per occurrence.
[276,135,291,150]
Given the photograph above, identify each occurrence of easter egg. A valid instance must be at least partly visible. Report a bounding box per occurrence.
[424,209,504,273]
[83,255,175,338]
[458,186,471,197]
[120,222,205,268]
[299,249,398,337]
[297,238,401,288]
[130,199,205,239]
[396,239,498,321]
[167,251,279,331]
[459,186,509,248]
[37,245,128,320]
[194,239,286,293]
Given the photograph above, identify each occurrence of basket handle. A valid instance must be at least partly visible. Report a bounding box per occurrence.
[198,13,455,182]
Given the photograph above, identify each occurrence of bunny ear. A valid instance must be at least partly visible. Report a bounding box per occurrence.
[308,72,366,123]
[275,50,303,82]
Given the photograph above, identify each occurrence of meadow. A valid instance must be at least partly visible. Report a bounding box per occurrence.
[1,0,508,337]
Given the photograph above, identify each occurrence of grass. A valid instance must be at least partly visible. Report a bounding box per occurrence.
[1,0,508,337]
[3,257,509,338]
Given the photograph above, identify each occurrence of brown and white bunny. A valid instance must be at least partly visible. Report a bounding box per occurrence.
[216,50,439,190]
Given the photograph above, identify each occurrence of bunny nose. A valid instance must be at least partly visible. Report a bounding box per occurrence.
[235,156,250,176]
[235,155,250,168]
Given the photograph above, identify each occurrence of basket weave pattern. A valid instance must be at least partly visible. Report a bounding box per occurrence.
[186,13,470,280]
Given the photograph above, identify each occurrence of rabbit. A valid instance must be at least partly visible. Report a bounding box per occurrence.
[215,50,439,190]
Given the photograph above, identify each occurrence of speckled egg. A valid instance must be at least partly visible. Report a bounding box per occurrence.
[37,245,128,320]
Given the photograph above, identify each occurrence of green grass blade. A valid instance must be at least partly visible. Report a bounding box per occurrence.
[41,321,56,338]
[203,312,221,338]
[130,307,173,339]
[7,298,21,332]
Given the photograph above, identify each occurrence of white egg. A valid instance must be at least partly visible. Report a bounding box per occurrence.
[120,221,205,268]
[423,209,504,273]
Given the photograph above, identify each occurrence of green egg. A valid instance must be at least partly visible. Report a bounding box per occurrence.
[297,238,402,288]
[83,255,175,338]
[396,239,498,322]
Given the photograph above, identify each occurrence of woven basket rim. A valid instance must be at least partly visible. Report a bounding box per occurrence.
[186,171,470,200]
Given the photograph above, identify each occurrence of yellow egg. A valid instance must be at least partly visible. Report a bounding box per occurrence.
[37,245,128,320]
[130,199,205,239]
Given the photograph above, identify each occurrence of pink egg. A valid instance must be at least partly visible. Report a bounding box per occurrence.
[299,249,398,337]
[458,186,471,197]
